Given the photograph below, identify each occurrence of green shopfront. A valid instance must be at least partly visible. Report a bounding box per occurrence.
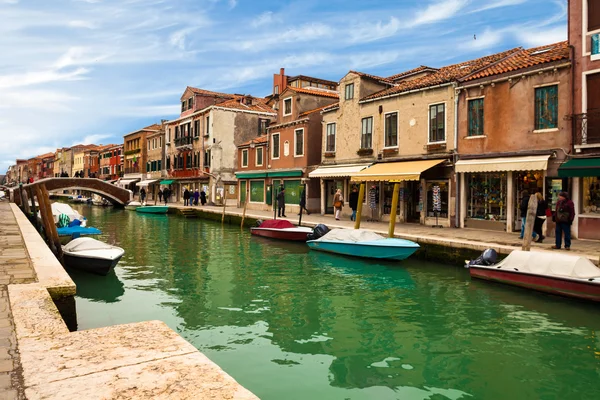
[235,170,305,212]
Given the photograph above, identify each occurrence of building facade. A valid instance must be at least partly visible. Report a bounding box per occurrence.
[120,124,160,191]
[456,42,571,234]
[565,0,600,240]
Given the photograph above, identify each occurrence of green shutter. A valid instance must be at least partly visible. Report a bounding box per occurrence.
[240,181,247,204]
[468,98,484,136]
[250,180,265,202]
[535,86,558,130]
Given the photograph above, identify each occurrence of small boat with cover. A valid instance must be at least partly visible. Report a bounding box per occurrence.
[466,249,600,302]
[62,237,125,275]
[307,226,420,260]
[136,205,169,214]
[250,219,314,241]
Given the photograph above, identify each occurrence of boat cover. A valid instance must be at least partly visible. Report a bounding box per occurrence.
[51,203,82,224]
[63,237,115,252]
[127,201,142,206]
[492,251,600,279]
[259,220,296,229]
[57,226,101,236]
[315,229,384,243]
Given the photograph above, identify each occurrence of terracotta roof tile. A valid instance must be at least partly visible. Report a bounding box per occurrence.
[239,135,268,147]
[387,66,438,81]
[299,103,337,118]
[286,86,339,99]
[187,86,235,98]
[322,102,340,113]
[215,97,276,114]
[142,124,161,131]
[463,41,570,82]
[348,71,395,85]
[362,48,521,102]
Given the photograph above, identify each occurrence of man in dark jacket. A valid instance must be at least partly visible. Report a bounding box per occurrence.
[553,191,575,250]
[277,187,286,217]
[348,187,359,221]
[183,188,190,206]
[298,187,310,215]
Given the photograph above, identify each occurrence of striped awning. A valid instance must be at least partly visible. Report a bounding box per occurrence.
[309,164,372,178]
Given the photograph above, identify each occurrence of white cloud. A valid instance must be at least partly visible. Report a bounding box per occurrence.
[0,67,89,89]
[251,11,275,28]
[513,25,567,47]
[410,0,470,27]
[349,17,401,43]
[75,134,112,146]
[67,20,97,29]
[228,0,237,9]
[470,0,528,13]
[460,28,505,51]
[169,27,198,50]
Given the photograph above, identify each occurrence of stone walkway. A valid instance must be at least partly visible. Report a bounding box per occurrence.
[0,202,36,400]
[169,202,600,264]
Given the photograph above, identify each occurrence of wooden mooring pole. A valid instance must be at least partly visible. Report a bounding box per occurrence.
[241,188,249,228]
[388,183,401,238]
[354,183,365,229]
[521,194,538,251]
[221,189,227,224]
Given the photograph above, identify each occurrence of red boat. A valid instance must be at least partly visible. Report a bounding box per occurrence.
[250,219,313,242]
[468,250,600,302]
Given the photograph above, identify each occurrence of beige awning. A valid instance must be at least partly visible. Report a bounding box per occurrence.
[115,178,139,186]
[351,159,445,182]
[455,155,550,173]
[309,164,372,178]
[136,179,159,187]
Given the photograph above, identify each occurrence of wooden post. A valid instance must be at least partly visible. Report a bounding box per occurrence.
[241,188,249,228]
[522,194,538,251]
[354,182,365,229]
[21,187,31,216]
[221,187,227,224]
[35,185,56,255]
[39,184,62,258]
[388,183,401,238]
[27,186,39,231]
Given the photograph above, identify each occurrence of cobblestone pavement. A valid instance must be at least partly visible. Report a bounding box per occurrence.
[169,202,600,262]
[0,202,36,399]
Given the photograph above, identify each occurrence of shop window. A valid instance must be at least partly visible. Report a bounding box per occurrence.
[240,181,247,204]
[384,112,398,147]
[583,177,600,214]
[467,173,507,221]
[515,171,544,218]
[250,180,265,202]
[429,104,445,142]
[382,182,401,215]
[534,85,558,130]
[326,123,336,152]
[361,117,373,149]
[426,181,448,217]
[284,180,301,204]
[468,98,484,136]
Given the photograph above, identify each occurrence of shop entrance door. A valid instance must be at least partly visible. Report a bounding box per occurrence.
[325,180,343,214]
[406,181,421,223]
[514,171,545,231]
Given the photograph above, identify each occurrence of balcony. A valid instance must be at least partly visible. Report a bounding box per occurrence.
[572,110,600,148]
[175,137,193,148]
[124,167,141,174]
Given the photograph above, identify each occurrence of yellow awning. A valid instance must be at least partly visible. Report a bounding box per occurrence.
[351,159,445,182]
[455,155,550,173]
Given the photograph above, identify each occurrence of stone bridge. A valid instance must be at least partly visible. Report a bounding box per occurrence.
[18,178,132,206]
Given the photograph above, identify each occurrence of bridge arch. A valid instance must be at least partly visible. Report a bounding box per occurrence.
[22,178,132,206]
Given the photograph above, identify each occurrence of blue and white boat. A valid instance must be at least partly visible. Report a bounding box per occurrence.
[307,228,419,261]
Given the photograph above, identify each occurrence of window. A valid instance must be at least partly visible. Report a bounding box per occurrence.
[241,149,248,168]
[295,129,304,156]
[158,160,162,171]
[181,101,186,112]
[384,112,398,147]
[468,98,484,136]
[250,180,265,202]
[159,137,162,147]
[345,83,354,100]
[186,154,191,168]
[204,150,211,167]
[534,85,558,130]
[361,117,373,149]
[283,98,292,116]
[187,97,193,110]
[256,147,263,166]
[166,156,171,169]
[274,85,279,95]
[272,133,280,159]
[589,0,600,32]
[167,128,171,143]
[326,123,336,152]
[429,104,446,143]
[205,116,210,135]
[194,120,199,137]
[259,119,268,135]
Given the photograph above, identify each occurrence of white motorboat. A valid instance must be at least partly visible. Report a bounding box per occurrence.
[50,202,86,226]
[62,237,125,275]
[125,201,142,211]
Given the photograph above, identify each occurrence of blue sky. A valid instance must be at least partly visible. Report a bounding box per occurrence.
[0,0,567,174]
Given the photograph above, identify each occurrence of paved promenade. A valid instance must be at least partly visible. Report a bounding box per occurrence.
[170,202,600,264]
[0,202,35,399]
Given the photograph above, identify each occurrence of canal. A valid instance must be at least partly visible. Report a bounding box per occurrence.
[68,204,600,400]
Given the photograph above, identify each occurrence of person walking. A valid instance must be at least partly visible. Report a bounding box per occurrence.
[277,187,286,217]
[298,187,310,215]
[200,189,207,206]
[183,188,190,206]
[349,186,359,221]
[193,189,200,206]
[163,188,170,205]
[140,188,146,204]
[333,189,344,220]
[533,192,547,243]
[519,190,537,241]
[158,188,163,203]
[552,191,575,250]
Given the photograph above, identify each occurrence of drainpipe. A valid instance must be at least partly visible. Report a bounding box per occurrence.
[453,84,460,229]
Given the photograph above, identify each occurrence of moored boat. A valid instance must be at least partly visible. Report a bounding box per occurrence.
[57,226,102,244]
[136,205,168,214]
[467,250,600,302]
[124,201,142,211]
[250,219,314,241]
[62,237,125,276]
[307,228,419,261]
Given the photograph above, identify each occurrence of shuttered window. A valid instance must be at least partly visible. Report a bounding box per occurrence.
[535,85,558,130]
[589,0,600,32]
[361,117,373,149]
[429,104,445,142]
[468,98,484,136]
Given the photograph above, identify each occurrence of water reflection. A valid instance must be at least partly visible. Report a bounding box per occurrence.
[70,204,600,400]
[69,269,124,303]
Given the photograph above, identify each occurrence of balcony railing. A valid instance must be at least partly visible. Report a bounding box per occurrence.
[572,110,600,146]
[124,167,141,174]
[175,137,193,148]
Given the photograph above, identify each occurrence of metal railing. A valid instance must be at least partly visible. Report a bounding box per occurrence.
[572,110,600,146]
[175,137,193,147]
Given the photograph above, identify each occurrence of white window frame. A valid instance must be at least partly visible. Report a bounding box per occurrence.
[466,95,485,138]
[427,102,447,144]
[345,83,354,100]
[326,123,336,152]
[283,98,292,116]
[294,128,304,157]
[271,133,281,159]
[255,147,264,167]
[241,149,249,168]
[383,110,399,149]
[361,116,374,149]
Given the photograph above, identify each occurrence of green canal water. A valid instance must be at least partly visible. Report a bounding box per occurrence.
[68,204,600,400]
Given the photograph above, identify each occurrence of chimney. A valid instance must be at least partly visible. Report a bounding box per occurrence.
[273,67,286,96]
